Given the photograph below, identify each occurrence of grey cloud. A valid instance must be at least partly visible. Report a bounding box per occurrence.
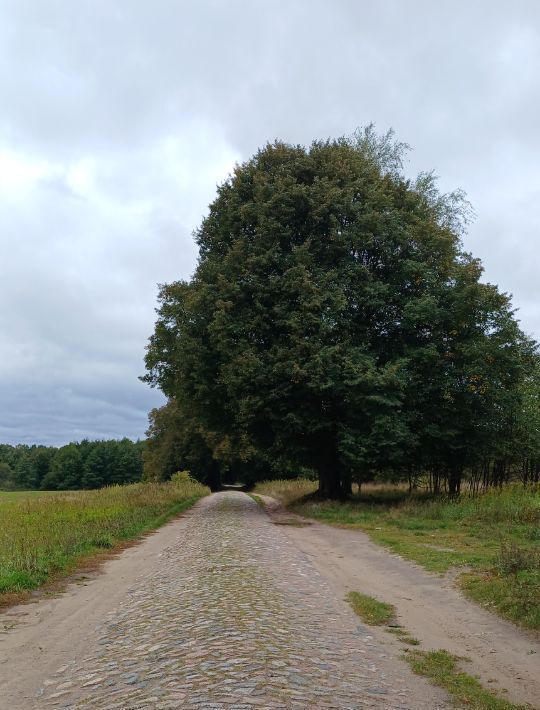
[0,0,539,444]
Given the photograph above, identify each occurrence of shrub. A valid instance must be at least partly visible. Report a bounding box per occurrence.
[498,542,540,575]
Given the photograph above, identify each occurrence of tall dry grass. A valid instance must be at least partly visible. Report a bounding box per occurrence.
[254,478,317,505]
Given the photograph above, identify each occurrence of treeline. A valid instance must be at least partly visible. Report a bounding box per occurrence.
[407,354,540,494]
[141,129,540,498]
[0,439,144,491]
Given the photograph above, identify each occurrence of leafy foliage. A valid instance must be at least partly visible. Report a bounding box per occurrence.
[143,401,221,489]
[143,128,536,496]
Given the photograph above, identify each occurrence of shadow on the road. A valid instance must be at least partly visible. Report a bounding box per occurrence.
[219,483,249,492]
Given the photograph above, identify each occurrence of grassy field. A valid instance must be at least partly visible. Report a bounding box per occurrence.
[0,490,61,503]
[254,479,540,630]
[0,475,209,600]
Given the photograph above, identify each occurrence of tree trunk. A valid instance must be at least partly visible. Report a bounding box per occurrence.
[316,431,344,499]
[318,466,343,499]
[432,469,441,495]
[448,466,462,496]
[341,471,352,497]
[207,462,221,492]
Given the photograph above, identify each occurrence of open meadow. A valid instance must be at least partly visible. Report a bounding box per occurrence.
[0,475,209,600]
[254,480,540,630]
[0,490,61,503]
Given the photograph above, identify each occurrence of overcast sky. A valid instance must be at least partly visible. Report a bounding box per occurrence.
[1,1,539,446]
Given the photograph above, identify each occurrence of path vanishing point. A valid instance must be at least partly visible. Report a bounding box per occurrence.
[1,492,538,709]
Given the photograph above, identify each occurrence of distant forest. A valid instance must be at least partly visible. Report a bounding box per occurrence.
[0,439,144,491]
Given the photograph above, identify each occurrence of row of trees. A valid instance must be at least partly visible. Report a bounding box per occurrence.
[0,439,144,491]
[141,128,538,497]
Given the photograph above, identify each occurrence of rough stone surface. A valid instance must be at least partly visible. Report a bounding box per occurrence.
[38,492,448,709]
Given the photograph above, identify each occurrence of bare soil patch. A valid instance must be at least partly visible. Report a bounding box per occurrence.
[0,505,203,707]
[259,495,540,709]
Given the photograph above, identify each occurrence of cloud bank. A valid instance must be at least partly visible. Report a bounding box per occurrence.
[1,0,538,444]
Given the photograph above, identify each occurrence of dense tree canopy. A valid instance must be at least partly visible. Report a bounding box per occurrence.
[143,129,536,496]
[143,400,221,490]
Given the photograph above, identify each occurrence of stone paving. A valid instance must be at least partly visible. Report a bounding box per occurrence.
[38,492,447,709]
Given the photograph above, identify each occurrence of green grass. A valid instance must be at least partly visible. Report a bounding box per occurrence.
[346,590,395,625]
[254,479,540,630]
[460,567,540,631]
[404,649,522,709]
[0,476,209,599]
[0,490,62,503]
[345,589,521,709]
[248,493,265,507]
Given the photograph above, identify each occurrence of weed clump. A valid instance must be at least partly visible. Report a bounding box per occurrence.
[405,649,518,709]
[346,591,395,625]
[498,542,540,575]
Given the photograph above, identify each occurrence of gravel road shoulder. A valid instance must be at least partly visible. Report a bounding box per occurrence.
[259,495,540,708]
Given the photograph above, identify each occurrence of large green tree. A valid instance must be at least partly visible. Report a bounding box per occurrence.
[143,129,533,497]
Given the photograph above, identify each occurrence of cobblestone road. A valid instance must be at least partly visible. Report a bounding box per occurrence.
[39,492,447,709]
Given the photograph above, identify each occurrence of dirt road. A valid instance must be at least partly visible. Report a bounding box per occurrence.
[2,492,538,708]
[0,492,450,709]
[261,496,540,708]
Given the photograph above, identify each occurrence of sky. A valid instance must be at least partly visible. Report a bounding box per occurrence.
[1,1,539,446]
